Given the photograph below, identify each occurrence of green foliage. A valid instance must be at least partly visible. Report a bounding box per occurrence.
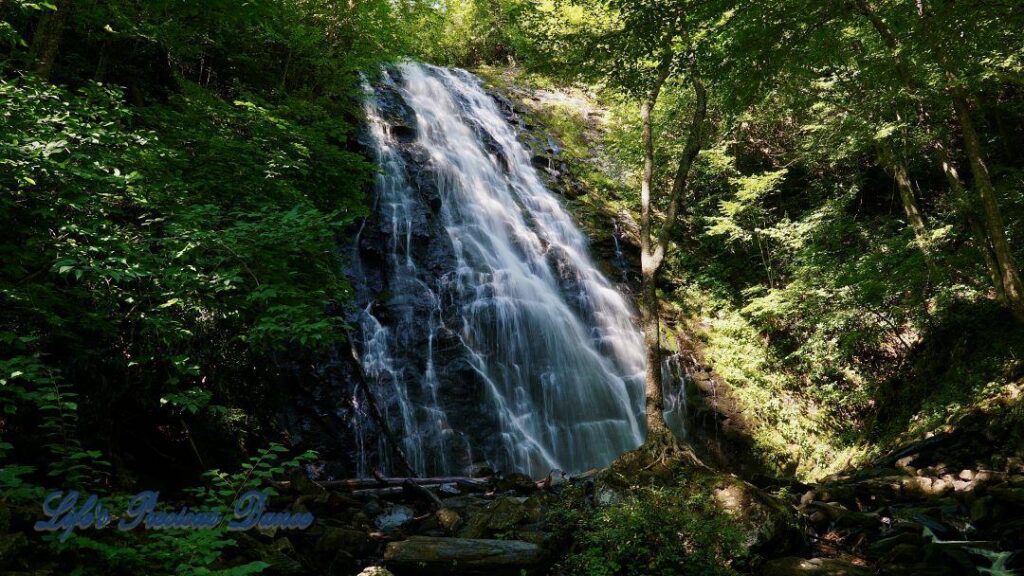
[0,75,365,469]
[56,529,270,576]
[45,444,315,576]
[190,443,316,507]
[550,484,745,576]
[0,4,401,573]
[413,0,534,66]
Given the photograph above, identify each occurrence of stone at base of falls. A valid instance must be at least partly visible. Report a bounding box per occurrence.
[384,536,544,575]
[762,557,871,576]
[710,476,805,555]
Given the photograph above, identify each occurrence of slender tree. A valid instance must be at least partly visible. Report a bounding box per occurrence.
[638,54,707,439]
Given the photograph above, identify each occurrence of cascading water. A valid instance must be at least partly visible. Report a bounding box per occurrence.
[352,62,654,478]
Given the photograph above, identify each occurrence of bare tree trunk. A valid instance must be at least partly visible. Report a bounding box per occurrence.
[29,0,70,81]
[966,209,1008,306]
[94,40,110,82]
[640,260,667,437]
[950,87,1024,322]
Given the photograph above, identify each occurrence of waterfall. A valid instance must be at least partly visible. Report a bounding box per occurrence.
[353,62,648,478]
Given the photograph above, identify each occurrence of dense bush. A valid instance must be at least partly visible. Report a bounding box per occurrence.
[550,485,746,576]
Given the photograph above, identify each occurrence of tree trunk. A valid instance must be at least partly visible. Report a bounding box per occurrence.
[637,63,707,442]
[29,0,70,81]
[893,161,928,246]
[966,209,1008,306]
[938,146,1009,306]
[638,60,672,439]
[878,143,929,250]
[641,261,668,436]
[950,88,1024,322]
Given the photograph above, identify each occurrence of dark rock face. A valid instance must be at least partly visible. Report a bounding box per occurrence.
[346,68,501,478]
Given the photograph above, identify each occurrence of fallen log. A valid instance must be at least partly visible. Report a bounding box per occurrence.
[277,476,493,492]
[319,476,493,489]
[350,481,485,497]
[384,536,544,575]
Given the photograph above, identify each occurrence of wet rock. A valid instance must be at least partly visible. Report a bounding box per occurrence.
[436,508,462,533]
[923,543,982,576]
[881,543,923,565]
[904,511,959,541]
[264,537,305,575]
[384,536,544,575]
[438,483,461,496]
[390,123,416,142]
[990,484,1024,506]
[363,497,384,518]
[970,495,995,526]
[761,557,871,576]
[800,490,817,506]
[460,496,531,538]
[833,508,881,531]
[801,501,879,531]
[374,504,416,531]
[496,473,537,494]
[463,463,495,478]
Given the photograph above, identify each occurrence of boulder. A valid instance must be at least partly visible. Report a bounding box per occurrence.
[496,473,538,494]
[461,463,493,480]
[880,543,923,565]
[460,496,532,538]
[384,536,544,575]
[866,531,925,558]
[436,507,462,533]
[712,477,804,554]
[374,504,416,531]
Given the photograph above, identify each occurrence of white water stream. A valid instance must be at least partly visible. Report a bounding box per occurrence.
[357,63,649,477]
